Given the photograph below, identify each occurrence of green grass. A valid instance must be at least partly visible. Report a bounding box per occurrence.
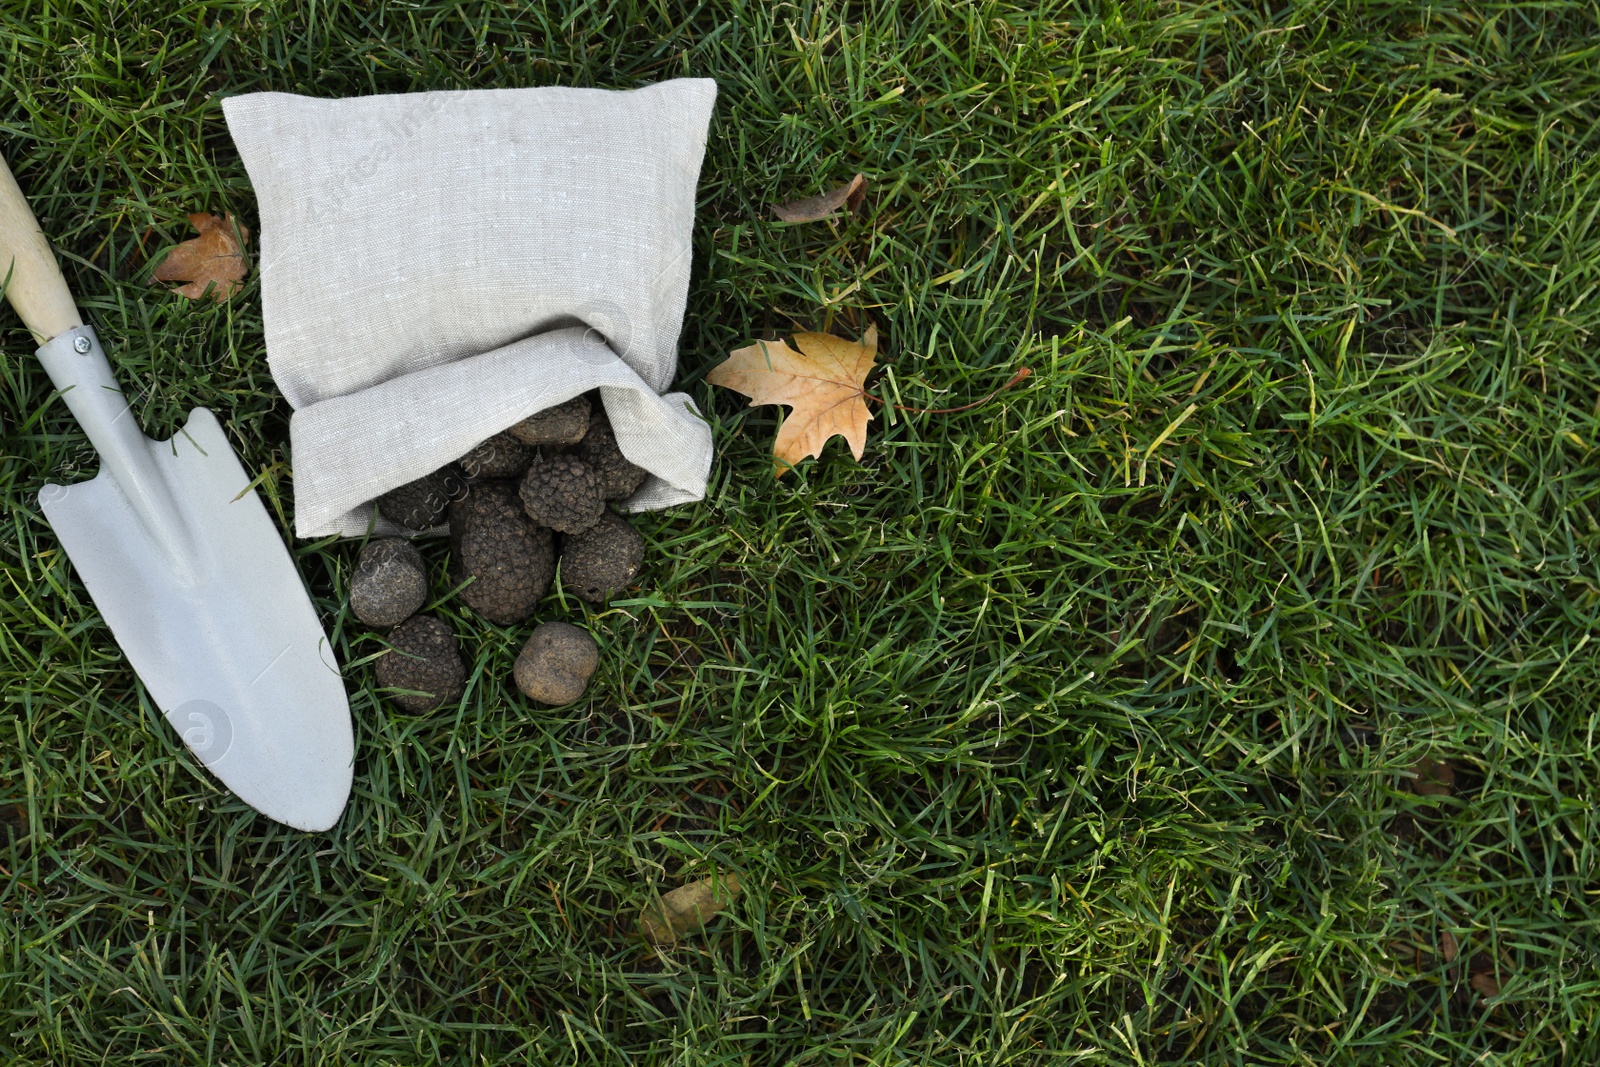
[3,1,1600,1063]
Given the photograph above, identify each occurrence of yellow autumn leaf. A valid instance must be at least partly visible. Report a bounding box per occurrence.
[707,326,877,474]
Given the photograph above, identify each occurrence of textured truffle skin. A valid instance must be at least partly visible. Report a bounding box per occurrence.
[376,465,467,530]
[514,622,599,705]
[560,511,645,603]
[350,538,429,627]
[574,409,649,501]
[507,395,592,446]
[450,480,555,624]
[374,615,465,713]
[460,431,533,479]
[519,453,607,535]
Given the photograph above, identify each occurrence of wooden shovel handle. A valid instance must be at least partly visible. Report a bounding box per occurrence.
[0,153,82,344]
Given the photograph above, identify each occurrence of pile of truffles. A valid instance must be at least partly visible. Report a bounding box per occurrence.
[352,394,648,713]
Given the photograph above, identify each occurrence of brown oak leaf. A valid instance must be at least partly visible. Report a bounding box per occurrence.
[707,326,877,474]
[151,212,249,300]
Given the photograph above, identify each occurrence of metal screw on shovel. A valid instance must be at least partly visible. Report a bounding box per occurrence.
[0,154,353,832]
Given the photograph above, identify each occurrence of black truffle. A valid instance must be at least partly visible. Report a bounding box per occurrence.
[460,431,533,479]
[350,538,428,627]
[375,465,467,530]
[514,622,599,705]
[560,511,645,603]
[507,395,591,446]
[574,409,648,501]
[519,453,606,535]
[374,615,465,713]
[450,480,555,625]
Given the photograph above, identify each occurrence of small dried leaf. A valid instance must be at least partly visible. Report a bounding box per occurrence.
[151,212,250,301]
[707,327,877,474]
[1469,953,1501,998]
[0,802,27,839]
[1439,927,1459,964]
[640,872,741,945]
[772,173,867,223]
[1409,755,1455,797]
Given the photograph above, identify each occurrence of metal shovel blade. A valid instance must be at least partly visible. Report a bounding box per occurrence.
[39,401,353,832]
[2,147,353,832]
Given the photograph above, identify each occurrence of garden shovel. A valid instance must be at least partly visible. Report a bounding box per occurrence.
[0,154,352,832]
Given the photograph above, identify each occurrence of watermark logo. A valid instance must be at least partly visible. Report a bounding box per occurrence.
[170,699,233,767]
[572,298,638,366]
[258,90,470,277]
[38,482,74,508]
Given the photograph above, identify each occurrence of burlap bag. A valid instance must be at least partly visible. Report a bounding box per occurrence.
[221,79,717,537]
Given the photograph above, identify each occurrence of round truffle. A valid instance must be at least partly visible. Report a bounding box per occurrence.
[450,480,555,625]
[574,409,649,501]
[560,511,645,603]
[460,431,534,480]
[519,453,606,535]
[507,395,592,446]
[350,538,429,627]
[376,465,467,530]
[514,622,599,705]
[374,615,465,713]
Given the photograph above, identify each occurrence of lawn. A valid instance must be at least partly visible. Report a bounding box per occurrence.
[3,1,1600,1064]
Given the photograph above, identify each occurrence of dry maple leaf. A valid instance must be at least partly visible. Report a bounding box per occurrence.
[151,212,249,301]
[707,326,877,474]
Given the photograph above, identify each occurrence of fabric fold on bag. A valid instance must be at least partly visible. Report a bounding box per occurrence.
[222,79,717,538]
